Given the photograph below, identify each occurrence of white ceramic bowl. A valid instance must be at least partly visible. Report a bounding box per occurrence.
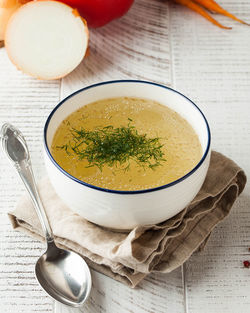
[44,80,211,230]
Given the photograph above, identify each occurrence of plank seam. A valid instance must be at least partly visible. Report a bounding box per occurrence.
[168,4,187,313]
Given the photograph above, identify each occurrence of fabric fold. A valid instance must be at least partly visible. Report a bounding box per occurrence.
[8,151,246,287]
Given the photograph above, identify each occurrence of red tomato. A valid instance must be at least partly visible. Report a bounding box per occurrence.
[59,0,134,28]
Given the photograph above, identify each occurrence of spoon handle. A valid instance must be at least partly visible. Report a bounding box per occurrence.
[16,158,54,244]
[1,123,54,244]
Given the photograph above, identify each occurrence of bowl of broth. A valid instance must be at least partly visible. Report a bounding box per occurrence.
[44,80,211,230]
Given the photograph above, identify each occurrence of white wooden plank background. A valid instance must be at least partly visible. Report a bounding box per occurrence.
[0,50,59,312]
[170,1,250,312]
[0,0,250,312]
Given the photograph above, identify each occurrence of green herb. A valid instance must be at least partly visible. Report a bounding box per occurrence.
[57,119,166,171]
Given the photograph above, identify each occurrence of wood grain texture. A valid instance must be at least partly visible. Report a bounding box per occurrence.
[1,0,250,312]
[56,269,184,313]
[170,1,250,312]
[61,0,172,96]
[0,49,60,312]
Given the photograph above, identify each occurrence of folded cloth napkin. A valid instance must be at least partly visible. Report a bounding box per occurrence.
[8,151,247,288]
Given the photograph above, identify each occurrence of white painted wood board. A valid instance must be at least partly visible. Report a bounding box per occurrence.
[170,1,250,312]
[0,0,250,312]
[0,49,59,312]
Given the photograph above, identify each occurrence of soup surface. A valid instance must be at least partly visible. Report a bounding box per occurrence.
[51,97,202,191]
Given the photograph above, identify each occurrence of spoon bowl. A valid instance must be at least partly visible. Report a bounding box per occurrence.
[35,242,91,307]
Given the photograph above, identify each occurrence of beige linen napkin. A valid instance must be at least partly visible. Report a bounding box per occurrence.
[8,151,246,288]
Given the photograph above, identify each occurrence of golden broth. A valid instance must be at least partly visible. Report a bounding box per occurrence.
[51,97,202,191]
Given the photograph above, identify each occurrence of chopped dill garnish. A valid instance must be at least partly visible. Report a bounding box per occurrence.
[57,119,166,171]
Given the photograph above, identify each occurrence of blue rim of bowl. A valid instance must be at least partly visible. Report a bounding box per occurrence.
[44,80,211,195]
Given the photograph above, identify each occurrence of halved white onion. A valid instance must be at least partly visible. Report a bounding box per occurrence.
[5,0,89,80]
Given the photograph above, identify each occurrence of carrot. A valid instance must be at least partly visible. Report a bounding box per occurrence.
[193,0,249,25]
[174,0,231,29]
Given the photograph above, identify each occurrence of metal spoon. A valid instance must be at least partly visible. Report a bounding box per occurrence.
[0,123,92,307]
